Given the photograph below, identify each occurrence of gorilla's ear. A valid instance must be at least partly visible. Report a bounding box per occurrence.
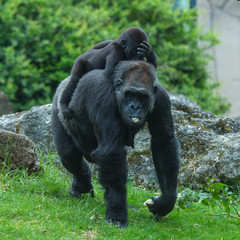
[120,40,127,49]
[114,79,123,88]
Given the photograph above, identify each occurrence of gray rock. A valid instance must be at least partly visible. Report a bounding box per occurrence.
[172,99,240,187]
[169,93,201,110]
[128,98,240,188]
[0,99,239,187]
[0,104,52,152]
[0,129,39,173]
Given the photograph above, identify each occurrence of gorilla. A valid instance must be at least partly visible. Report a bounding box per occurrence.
[60,27,157,119]
[51,60,180,228]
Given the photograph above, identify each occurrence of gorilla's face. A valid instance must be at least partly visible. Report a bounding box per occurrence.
[121,87,152,126]
[114,62,157,127]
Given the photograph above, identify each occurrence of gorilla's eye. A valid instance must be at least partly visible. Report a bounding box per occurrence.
[120,40,127,49]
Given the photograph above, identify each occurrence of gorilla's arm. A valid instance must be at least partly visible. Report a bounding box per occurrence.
[104,44,125,76]
[93,40,113,49]
[147,84,180,217]
[87,84,128,227]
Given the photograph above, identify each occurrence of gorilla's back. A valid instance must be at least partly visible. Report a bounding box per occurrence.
[53,70,117,158]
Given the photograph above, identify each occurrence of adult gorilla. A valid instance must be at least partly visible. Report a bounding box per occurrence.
[51,61,180,227]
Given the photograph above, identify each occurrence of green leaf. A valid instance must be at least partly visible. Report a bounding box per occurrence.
[198,193,210,200]
[211,192,221,201]
[222,199,231,214]
[201,199,209,207]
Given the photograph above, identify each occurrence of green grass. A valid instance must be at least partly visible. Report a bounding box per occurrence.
[0,155,239,240]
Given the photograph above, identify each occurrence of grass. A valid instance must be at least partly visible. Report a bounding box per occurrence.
[0,153,239,240]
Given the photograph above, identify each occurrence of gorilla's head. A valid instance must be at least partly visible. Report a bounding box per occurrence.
[114,61,157,127]
[117,27,148,60]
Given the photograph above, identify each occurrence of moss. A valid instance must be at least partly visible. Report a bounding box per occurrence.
[190,119,198,126]
[179,114,188,121]
[217,150,224,159]
[15,122,21,134]
[0,135,11,162]
[128,149,151,163]
[200,124,209,131]
[225,125,231,131]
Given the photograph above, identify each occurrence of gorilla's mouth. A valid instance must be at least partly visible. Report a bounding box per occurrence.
[129,116,143,126]
[131,117,141,123]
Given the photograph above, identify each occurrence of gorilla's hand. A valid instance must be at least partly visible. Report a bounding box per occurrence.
[136,41,156,65]
[146,193,177,217]
[62,105,74,119]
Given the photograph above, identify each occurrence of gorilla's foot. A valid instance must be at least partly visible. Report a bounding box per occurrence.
[106,206,128,228]
[70,186,94,198]
[70,176,94,198]
[107,217,128,228]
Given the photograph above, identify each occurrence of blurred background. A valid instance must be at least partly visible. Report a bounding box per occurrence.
[197,0,240,120]
[0,0,239,120]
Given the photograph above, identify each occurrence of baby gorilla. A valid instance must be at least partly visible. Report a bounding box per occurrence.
[52,61,180,228]
[60,27,157,119]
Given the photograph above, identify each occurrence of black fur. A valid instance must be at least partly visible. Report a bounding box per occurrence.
[60,27,157,119]
[51,61,179,227]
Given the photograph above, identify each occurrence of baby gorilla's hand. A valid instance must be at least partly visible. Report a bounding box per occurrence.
[136,41,154,62]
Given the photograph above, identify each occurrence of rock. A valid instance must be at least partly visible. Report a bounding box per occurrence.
[0,99,239,187]
[0,129,39,173]
[128,98,240,188]
[169,93,201,110]
[172,99,240,187]
[0,104,52,152]
[0,90,13,117]
[127,130,156,189]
